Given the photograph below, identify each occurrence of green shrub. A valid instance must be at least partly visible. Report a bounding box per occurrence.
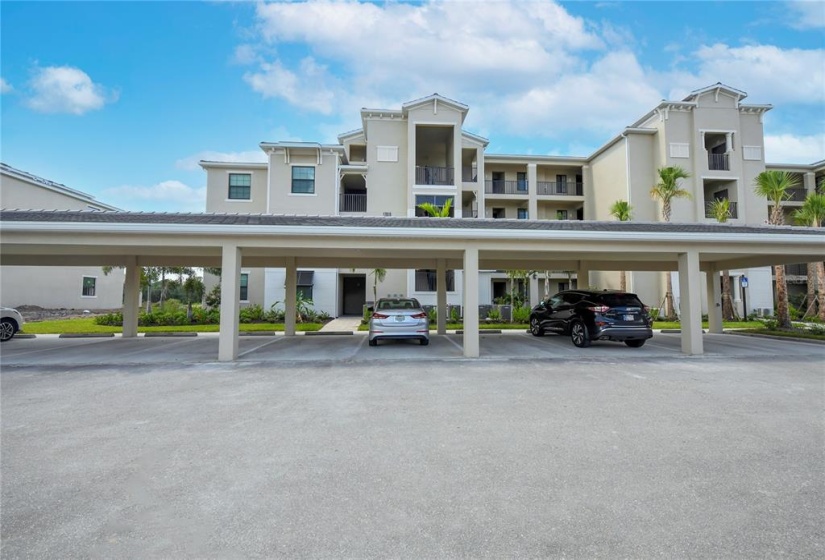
[427,308,437,323]
[450,306,461,323]
[239,304,265,323]
[512,305,531,323]
[94,312,123,326]
[487,308,501,321]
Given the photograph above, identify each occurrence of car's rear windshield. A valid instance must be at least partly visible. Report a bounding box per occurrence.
[377,299,421,310]
[597,294,644,307]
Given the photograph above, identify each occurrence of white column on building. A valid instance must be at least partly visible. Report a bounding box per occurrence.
[463,247,480,358]
[475,147,485,218]
[678,250,703,355]
[529,274,540,308]
[577,262,591,289]
[436,258,447,335]
[122,256,140,338]
[706,267,723,334]
[218,244,242,362]
[803,172,816,194]
[284,257,297,336]
[527,163,538,219]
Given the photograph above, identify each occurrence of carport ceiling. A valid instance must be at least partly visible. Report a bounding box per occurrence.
[1,210,823,272]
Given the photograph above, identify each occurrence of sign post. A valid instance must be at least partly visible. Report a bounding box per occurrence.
[741,276,749,321]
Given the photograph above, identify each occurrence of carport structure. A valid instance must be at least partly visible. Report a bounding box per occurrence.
[1,210,823,361]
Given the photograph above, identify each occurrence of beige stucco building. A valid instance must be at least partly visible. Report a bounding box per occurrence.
[0,163,125,309]
[201,84,822,318]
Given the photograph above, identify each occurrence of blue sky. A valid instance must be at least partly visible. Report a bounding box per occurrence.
[1,1,823,212]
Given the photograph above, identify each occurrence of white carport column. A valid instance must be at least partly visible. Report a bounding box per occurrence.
[219,244,242,362]
[436,258,447,335]
[463,247,480,358]
[284,257,297,336]
[529,274,540,307]
[122,257,140,338]
[678,251,703,355]
[706,267,723,334]
[577,262,591,289]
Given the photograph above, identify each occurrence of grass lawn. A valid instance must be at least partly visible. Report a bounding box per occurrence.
[21,318,323,334]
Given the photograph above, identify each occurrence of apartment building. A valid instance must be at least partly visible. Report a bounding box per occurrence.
[0,163,125,309]
[201,84,821,318]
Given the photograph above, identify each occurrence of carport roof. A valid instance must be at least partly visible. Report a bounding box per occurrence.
[1,209,821,236]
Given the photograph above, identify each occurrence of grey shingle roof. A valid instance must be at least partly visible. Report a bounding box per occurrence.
[0,209,822,236]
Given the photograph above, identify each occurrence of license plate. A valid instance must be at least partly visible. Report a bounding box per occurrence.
[623,314,635,321]
[395,315,405,322]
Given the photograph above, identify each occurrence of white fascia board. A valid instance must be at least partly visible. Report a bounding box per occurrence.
[4,221,823,250]
[402,94,469,115]
[484,154,587,165]
[337,129,365,143]
[259,142,345,153]
[461,131,489,147]
[684,83,748,102]
[198,161,267,170]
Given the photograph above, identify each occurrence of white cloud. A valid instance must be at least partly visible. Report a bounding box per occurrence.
[103,181,205,212]
[25,66,116,115]
[786,1,825,29]
[0,78,12,94]
[244,57,337,114]
[176,150,268,171]
[665,44,825,105]
[765,133,825,164]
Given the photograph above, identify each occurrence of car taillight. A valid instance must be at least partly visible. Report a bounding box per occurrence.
[372,312,389,319]
[643,306,650,313]
[411,312,427,319]
[588,305,609,313]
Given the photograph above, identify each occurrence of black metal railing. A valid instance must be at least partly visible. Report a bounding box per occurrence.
[536,181,583,196]
[485,180,529,195]
[784,263,807,276]
[339,193,367,212]
[786,187,807,202]
[704,200,738,219]
[416,166,454,186]
[708,153,730,170]
[462,167,477,182]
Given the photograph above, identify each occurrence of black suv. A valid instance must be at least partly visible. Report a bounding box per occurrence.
[529,290,653,348]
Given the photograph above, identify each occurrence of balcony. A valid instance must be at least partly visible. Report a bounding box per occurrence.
[704,200,738,219]
[708,153,730,171]
[485,180,529,195]
[462,167,478,182]
[785,187,807,202]
[416,166,454,186]
[536,181,583,196]
[784,263,807,276]
[339,193,367,212]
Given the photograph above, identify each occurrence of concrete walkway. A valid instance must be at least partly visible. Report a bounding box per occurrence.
[319,316,362,332]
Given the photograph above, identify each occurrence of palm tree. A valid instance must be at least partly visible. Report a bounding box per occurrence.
[650,166,691,318]
[417,197,453,217]
[708,199,737,320]
[754,170,800,329]
[793,193,825,321]
[370,268,387,303]
[609,200,632,291]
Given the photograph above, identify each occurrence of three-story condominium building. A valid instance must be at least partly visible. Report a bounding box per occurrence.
[201,84,822,318]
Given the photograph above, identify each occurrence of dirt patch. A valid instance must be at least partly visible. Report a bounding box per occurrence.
[15,305,120,323]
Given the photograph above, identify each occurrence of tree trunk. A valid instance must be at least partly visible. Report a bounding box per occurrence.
[817,261,825,322]
[620,270,626,292]
[803,264,817,319]
[665,272,675,319]
[774,264,792,329]
[721,271,736,321]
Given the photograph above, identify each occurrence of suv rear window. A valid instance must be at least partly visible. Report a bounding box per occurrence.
[597,294,643,308]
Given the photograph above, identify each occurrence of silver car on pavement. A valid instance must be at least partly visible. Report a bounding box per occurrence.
[368,298,430,346]
[1,307,24,342]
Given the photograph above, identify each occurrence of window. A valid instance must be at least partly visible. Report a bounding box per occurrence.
[292,166,315,194]
[517,208,528,219]
[376,146,398,162]
[415,195,454,217]
[517,172,527,192]
[556,174,568,194]
[297,270,314,301]
[228,173,252,200]
[558,282,569,292]
[557,209,568,220]
[240,273,249,301]
[82,276,96,297]
[492,208,505,219]
[415,270,455,292]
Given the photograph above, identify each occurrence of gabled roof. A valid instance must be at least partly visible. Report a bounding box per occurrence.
[0,162,120,211]
[401,93,469,116]
[462,130,490,148]
[683,82,748,103]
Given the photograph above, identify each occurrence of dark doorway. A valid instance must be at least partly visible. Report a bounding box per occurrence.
[342,275,366,316]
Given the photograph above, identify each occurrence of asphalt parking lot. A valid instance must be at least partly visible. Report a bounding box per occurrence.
[2,333,824,558]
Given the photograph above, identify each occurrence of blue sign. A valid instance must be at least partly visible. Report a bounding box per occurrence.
[741,276,749,288]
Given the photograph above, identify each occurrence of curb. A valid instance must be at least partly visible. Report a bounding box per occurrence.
[14,334,37,339]
[240,331,279,337]
[143,332,198,338]
[725,331,825,345]
[59,333,116,338]
[305,331,353,336]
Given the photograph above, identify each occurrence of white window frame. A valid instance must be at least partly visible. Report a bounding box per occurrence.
[376,145,399,162]
[225,171,253,202]
[81,275,98,298]
[289,165,317,197]
[239,271,250,303]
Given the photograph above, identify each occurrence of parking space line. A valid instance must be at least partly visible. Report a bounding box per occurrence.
[238,336,286,358]
[348,334,369,358]
[0,337,118,358]
[103,336,207,361]
[444,334,464,352]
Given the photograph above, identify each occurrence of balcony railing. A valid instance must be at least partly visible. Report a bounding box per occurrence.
[784,263,808,276]
[485,180,529,195]
[704,200,738,219]
[416,166,454,186]
[339,193,367,212]
[462,167,478,182]
[536,181,583,196]
[785,187,807,202]
[708,153,730,171]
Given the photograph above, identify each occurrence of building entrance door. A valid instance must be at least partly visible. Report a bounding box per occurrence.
[342,275,367,316]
